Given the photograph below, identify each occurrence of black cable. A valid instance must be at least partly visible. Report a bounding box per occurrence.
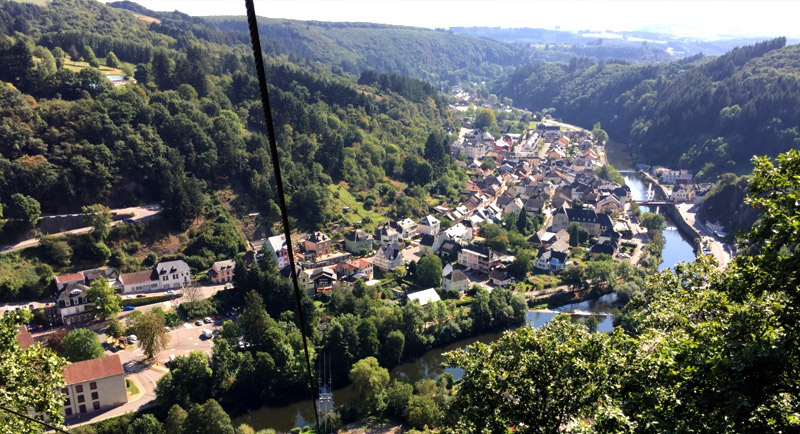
[242,1,321,431]
[0,403,70,433]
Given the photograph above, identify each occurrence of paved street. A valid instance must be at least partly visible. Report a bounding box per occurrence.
[675,203,731,267]
[0,204,162,253]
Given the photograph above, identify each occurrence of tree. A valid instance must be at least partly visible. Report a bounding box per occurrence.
[592,122,609,144]
[211,338,238,395]
[183,284,203,307]
[416,254,442,288]
[132,311,171,360]
[507,250,532,280]
[239,291,272,349]
[52,46,66,68]
[86,278,121,321]
[349,357,390,415]
[380,330,405,367]
[406,394,442,429]
[7,193,41,231]
[424,131,446,167]
[105,51,120,68]
[356,319,379,360]
[475,108,499,134]
[126,414,164,434]
[640,212,666,231]
[568,222,590,246]
[39,236,72,267]
[385,380,413,419]
[220,320,241,342]
[182,399,235,434]
[62,328,104,362]
[106,318,124,338]
[156,351,212,408]
[0,311,67,433]
[516,209,532,234]
[82,45,99,67]
[81,204,111,241]
[165,405,188,433]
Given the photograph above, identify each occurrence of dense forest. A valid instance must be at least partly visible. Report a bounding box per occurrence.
[0,0,462,233]
[497,37,800,178]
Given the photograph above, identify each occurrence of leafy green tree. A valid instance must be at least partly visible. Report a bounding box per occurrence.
[349,357,390,415]
[157,351,212,408]
[51,46,66,68]
[220,320,241,342]
[62,328,104,362]
[7,193,41,231]
[182,399,235,434]
[106,318,124,338]
[211,338,238,395]
[406,394,442,429]
[475,108,499,134]
[640,212,665,231]
[165,404,188,433]
[380,330,405,367]
[239,291,272,349]
[356,319,379,360]
[592,122,609,144]
[507,250,532,280]
[385,380,413,419]
[515,209,532,234]
[39,236,72,267]
[126,414,164,434]
[132,311,170,360]
[86,278,121,321]
[424,131,446,168]
[0,310,67,433]
[82,45,99,67]
[81,204,111,241]
[416,254,442,288]
[567,222,590,246]
[105,51,120,68]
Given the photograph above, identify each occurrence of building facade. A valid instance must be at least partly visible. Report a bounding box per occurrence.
[60,355,127,418]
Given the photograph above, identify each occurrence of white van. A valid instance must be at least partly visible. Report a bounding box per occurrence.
[202,329,213,339]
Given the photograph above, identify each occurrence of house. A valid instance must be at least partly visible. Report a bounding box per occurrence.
[596,194,623,214]
[310,268,337,294]
[534,248,568,272]
[551,205,612,236]
[303,232,332,257]
[670,184,696,203]
[548,148,566,160]
[335,258,373,281]
[445,223,473,244]
[344,229,373,254]
[373,242,403,271]
[155,260,191,290]
[56,284,93,325]
[118,270,160,294]
[457,246,492,274]
[442,269,470,292]
[59,355,126,418]
[16,325,34,349]
[407,288,441,306]
[375,225,400,247]
[394,218,418,239]
[524,197,547,215]
[661,169,693,185]
[439,240,461,263]
[489,268,512,286]
[590,239,619,257]
[54,273,86,292]
[266,234,291,269]
[208,260,235,284]
[417,215,441,236]
[82,268,119,286]
[419,234,436,256]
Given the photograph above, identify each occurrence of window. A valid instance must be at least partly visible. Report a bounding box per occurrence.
[90,382,97,390]
[75,385,83,393]
[173,274,178,279]
[61,388,68,395]
[91,392,98,400]
[64,398,71,406]
[93,402,100,410]
[65,408,72,417]
[79,405,86,414]
[77,395,85,403]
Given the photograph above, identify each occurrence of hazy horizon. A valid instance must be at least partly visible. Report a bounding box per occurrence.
[99,0,800,40]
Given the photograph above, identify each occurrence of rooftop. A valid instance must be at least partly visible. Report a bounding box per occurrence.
[63,354,124,384]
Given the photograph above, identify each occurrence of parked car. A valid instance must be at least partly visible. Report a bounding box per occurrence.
[127,335,138,344]
[28,304,34,310]
[164,326,171,332]
[201,329,213,339]
[122,306,135,311]
[194,320,203,326]
[165,290,175,295]
[203,317,212,324]
[136,294,146,298]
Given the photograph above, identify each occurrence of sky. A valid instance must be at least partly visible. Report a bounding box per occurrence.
[104,0,800,40]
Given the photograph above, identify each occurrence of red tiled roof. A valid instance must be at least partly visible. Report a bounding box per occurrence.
[55,273,85,284]
[63,354,124,384]
[16,325,34,349]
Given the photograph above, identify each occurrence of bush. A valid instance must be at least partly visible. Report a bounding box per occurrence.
[126,295,174,307]
[180,299,217,320]
[290,428,301,434]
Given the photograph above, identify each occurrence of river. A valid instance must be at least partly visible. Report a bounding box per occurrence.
[233,296,617,431]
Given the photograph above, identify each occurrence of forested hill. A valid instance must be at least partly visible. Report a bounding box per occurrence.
[0,0,460,233]
[496,37,800,179]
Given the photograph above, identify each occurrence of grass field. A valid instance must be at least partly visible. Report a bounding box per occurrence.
[62,59,124,77]
[125,378,139,395]
[328,184,386,231]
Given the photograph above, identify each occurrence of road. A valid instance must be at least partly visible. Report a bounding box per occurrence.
[675,203,731,267]
[0,204,162,253]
